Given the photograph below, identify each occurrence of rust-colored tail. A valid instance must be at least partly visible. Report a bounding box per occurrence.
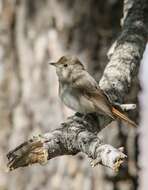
[112,107,137,127]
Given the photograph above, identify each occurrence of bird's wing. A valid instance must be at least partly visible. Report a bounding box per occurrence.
[72,71,101,93]
[72,71,114,118]
[72,71,136,126]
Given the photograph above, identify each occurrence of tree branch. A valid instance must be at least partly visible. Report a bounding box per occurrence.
[100,0,148,103]
[6,0,148,171]
[7,114,126,171]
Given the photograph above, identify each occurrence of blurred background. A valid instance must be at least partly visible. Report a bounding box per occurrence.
[0,0,143,190]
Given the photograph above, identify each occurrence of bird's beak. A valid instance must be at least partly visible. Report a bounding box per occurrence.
[48,62,57,66]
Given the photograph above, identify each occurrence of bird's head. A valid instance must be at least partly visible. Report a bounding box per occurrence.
[49,55,84,82]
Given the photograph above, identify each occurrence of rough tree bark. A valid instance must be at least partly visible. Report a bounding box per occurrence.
[0,0,148,190]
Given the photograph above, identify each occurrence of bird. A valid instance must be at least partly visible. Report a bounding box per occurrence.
[49,55,136,127]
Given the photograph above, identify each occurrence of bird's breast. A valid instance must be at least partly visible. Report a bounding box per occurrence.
[60,85,80,111]
[59,84,95,113]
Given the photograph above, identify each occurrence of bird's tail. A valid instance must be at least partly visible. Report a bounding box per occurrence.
[112,107,137,127]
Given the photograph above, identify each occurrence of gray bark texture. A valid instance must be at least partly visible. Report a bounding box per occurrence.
[0,0,148,190]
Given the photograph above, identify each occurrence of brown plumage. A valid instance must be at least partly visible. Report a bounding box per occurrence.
[111,107,136,127]
[49,55,136,127]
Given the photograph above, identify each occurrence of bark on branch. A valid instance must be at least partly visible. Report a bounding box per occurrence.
[7,114,126,171]
[100,0,148,102]
[7,0,148,171]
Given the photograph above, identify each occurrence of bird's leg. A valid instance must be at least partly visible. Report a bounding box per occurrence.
[75,112,84,118]
[75,112,89,121]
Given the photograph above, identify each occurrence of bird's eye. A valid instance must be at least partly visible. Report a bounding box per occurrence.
[63,64,68,67]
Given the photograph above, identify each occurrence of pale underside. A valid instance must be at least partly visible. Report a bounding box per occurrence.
[59,82,114,119]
